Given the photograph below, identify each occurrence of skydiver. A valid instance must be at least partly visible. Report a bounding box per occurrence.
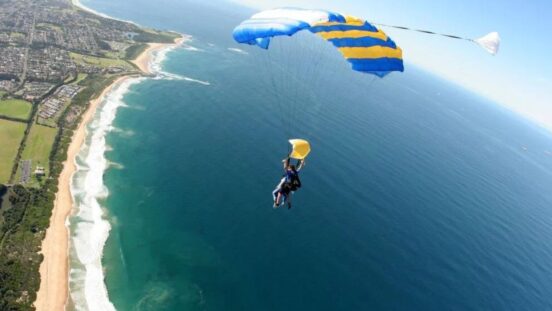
[272,157,304,209]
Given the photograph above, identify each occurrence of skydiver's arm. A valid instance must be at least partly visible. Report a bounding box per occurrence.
[282,157,290,170]
[296,159,305,171]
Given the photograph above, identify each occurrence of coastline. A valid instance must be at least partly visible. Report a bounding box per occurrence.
[71,0,135,24]
[34,36,184,311]
[34,75,133,311]
[131,36,188,74]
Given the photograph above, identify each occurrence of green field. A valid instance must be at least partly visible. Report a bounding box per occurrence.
[17,124,58,186]
[0,119,26,184]
[64,73,87,85]
[0,98,32,120]
[70,52,135,70]
[73,73,89,85]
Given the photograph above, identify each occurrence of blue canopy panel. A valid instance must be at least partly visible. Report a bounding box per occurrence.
[232,8,404,77]
[349,58,404,77]
[232,8,345,49]
[233,19,312,49]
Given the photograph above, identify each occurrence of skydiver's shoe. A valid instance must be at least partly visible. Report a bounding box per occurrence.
[273,201,279,209]
[287,203,292,209]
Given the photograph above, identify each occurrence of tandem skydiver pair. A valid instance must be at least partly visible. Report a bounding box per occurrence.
[272,139,310,209]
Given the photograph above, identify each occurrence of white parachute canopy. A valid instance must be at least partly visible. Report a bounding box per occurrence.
[474,32,500,55]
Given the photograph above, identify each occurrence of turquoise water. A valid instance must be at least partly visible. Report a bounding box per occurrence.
[77,0,552,310]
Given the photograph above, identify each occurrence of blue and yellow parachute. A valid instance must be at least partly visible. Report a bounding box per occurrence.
[233,8,404,77]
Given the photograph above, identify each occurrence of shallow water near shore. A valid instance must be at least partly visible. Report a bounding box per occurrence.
[72,0,552,310]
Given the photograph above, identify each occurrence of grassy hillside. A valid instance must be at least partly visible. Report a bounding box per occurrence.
[16,125,58,187]
[0,120,26,184]
[70,52,135,70]
[0,99,32,120]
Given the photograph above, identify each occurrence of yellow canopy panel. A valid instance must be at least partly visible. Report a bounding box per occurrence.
[289,139,311,160]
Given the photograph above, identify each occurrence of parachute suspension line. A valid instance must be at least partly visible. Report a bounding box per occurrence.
[261,45,288,140]
[302,36,330,126]
[290,38,306,137]
[303,39,328,138]
[368,75,378,87]
[293,35,324,137]
[232,8,409,143]
[290,36,310,136]
[282,40,295,136]
[372,23,500,55]
[277,40,293,137]
[276,36,310,138]
[373,22,472,40]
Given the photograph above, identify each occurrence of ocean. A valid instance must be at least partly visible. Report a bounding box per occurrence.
[69,0,552,310]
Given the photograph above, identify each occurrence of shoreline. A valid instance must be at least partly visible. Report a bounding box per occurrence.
[34,2,187,310]
[131,36,188,74]
[34,75,134,311]
[71,0,136,25]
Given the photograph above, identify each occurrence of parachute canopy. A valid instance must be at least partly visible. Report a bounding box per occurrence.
[233,8,404,77]
[474,32,500,55]
[289,139,311,160]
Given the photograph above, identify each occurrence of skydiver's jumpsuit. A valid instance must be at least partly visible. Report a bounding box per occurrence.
[272,167,298,206]
[272,177,291,206]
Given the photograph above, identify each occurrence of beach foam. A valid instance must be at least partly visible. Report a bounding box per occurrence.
[154,71,211,85]
[68,78,143,311]
[182,45,204,52]
[228,47,248,55]
[149,43,211,86]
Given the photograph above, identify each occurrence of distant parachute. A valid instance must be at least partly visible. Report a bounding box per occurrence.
[474,32,500,55]
[233,8,404,77]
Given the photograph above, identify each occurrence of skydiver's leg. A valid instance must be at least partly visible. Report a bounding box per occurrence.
[286,193,292,209]
[273,178,285,208]
[273,184,285,207]
[272,188,279,201]
[276,192,284,207]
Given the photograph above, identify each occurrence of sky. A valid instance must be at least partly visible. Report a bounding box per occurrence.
[231,0,552,132]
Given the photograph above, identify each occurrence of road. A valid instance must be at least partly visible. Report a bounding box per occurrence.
[18,13,35,88]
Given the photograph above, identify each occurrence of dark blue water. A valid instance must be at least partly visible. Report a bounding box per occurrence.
[82,0,552,310]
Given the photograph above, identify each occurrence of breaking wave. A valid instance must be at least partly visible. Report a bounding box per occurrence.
[149,43,211,86]
[68,78,143,311]
[227,47,248,55]
[182,45,204,52]
[67,18,206,311]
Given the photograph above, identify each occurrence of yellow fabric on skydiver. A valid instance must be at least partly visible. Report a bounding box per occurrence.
[289,139,311,160]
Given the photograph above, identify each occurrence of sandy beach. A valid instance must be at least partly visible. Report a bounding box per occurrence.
[33,4,185,309]
[34,31,184,309]
[132,36,187,74]
[34,75,133,311]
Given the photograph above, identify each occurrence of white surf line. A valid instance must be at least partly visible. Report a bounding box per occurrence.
[228,47,248,55]
[69,78,143,311]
